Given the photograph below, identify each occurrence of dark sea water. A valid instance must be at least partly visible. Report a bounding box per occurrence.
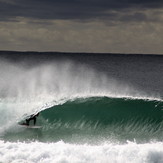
[0,51,163,163]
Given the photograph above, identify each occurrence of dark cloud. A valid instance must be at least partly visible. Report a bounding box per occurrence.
[0,0,163,21]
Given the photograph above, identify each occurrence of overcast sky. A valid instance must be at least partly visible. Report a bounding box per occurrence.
[0,0,163,54]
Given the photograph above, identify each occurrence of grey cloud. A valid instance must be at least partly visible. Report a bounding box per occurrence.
[119,12,148,22]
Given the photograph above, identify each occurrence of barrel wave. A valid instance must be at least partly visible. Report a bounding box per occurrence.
[3,96,163,143]
[40,97,163,143]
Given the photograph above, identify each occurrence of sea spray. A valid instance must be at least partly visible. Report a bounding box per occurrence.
[0,59,152,127]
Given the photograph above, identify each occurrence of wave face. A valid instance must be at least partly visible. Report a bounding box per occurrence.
[3,97,163,143]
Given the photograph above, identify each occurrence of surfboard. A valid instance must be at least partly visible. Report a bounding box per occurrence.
[19,124,42,128]
[26,126,42,129]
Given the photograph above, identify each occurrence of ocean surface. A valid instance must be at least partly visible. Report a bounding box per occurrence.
[0,51,162,163]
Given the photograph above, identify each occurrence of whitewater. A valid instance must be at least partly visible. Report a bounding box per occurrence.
[0,52,162,163]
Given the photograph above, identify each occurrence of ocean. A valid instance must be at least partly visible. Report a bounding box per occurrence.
[0,51,162,163]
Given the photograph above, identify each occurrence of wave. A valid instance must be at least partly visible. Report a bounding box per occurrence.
[0,56,162,144]
[3,96,163,143]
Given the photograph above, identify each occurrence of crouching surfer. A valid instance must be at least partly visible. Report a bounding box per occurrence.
[21,113,39,126]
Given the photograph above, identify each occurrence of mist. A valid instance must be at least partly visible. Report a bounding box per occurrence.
[0,55,159,137]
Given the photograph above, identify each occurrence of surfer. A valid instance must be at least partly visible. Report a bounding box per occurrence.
[24,113,39,126]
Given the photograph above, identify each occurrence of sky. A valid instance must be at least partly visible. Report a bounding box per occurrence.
[0,0,163,54]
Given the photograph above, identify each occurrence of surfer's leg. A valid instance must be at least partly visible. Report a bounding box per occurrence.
[33,117,36,125]
[26,119,29,126]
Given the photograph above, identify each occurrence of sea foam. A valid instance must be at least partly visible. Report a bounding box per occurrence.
[0,141,163,163]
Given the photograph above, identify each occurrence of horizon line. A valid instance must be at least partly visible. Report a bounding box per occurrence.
[0,50,162,56]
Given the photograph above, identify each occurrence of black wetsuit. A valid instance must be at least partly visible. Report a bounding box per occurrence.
[25,113,39,126]
[26,115,36,126]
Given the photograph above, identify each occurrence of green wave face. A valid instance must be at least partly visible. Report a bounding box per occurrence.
[3,97,163,143]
